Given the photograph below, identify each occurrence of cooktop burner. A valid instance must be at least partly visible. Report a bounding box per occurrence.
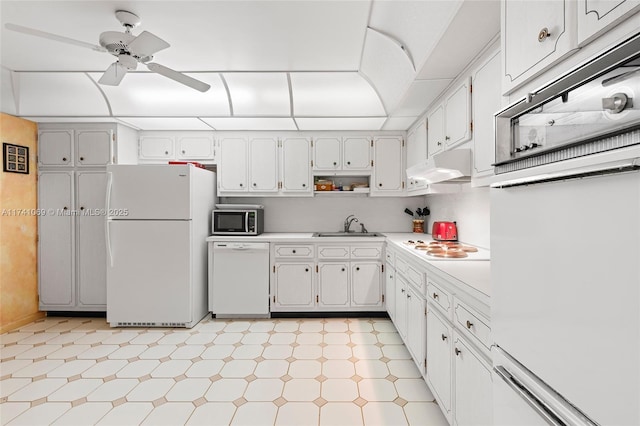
[401,239,489,261]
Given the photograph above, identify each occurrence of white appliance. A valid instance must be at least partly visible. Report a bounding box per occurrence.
[105,164,216,328]
[210,242,270,317]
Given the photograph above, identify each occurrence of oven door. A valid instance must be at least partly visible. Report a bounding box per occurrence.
[212,210,248,235]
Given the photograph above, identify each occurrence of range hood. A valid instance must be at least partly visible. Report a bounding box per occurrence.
[406,149,471,184]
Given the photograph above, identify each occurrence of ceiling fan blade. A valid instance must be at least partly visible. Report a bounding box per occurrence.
[5,23,106,52]
[128,31,170,58]
[146,62,210,92]
[98,62,128,86]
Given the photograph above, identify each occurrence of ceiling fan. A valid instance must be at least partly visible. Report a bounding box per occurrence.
[5,10,211,92]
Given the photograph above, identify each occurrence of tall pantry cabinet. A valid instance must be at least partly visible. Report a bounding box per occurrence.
[37,123,137,311]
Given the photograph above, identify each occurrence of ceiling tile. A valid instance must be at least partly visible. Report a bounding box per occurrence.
[223,73,290,116]
[295,117,386,131]
[15,72,109,116]
[392,79,453,117]
[89,72,229,116]
[200,117,297,131]
[116,117,213,131]
[381,117,418,131]
[290,73,384,116]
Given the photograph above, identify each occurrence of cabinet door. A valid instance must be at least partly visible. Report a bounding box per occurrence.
[577,0,640,46]
[76,130,112,166]
[38,171,75,308]
[426,308,453,420]
[351,262,383,308]
[176,135,214,160]
[407,120,427,169]
[343,137,371,170]
[139,135,174,160]
[273,263,315,309]
[76,172,107,309]
[219,137,248,192]
[445,78,472,148]
[453,333,493,426]
[502,0,577,94]
[39,130,73,167]
[371,136,404,195]
[249,137,278,192]
[281,137,312,193]
[318,263,349,308]
[313,137,341,170]
[406,286,426,374]
[385,266,395,320]
[427,105,445,157]
[472,50,502,178]
[394,277,408,339]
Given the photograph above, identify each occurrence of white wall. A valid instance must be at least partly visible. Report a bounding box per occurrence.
[219,196,429,234]
[425,185,490,248]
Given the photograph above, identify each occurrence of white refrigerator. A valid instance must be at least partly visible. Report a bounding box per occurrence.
[105,164,216,328]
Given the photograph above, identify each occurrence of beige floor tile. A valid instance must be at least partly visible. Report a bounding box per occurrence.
[350,332,378,345]
[241,332,270,345]
[96,402,153,425]
[254,359,289,378]
[14,332,59,345]
[275,402,320,426]
[274,321,300,333]
[101,332,141,345]
[51,402,112,425]
[81,359,127,378]
[372,321,397,332]
[116,359,160,378]
[387,360,422,379]
[0,359,33,375]
[322,360,355,379]
[201,344,235,359]
[282,378,321,402]
[293,345,323,360]
[381,344,412,360]
[185,332,218,345]
[363,401,408,425]
[214,333,244,345]
[269,333,296,345]
[138,345,177,360]
[15,344,63,360]
[4,402,71,426]
[73,332,112,345]
[322,345,352,360]
[224,321,252,333]
[231,401,278,425]
[323,333,350,345]
[244,378,284,401]
[150,359,192,378]
[0,332,34,345]
[377,332,404,345]
[288,360,322,379]
[324,322,349,333]
[86,378,139,401]
[219,359,257,378]
[348,320,374,333]
[7,378,67,401]
[358,378,398,402]
[205,378,247,402]
[319,402,363,426]
[170,344,206,360]
[0,378,31,398]
[107,345,147,360]
[157,333,190,345]
[11,359,64,378]
[403,401,448,425]
[130,332,165,345]
[196,321,228,333]
[47,360,96,378]
[354,359,389,379]
[186,402,237,425]
[186,359,225,377]
[298,322,324,333]
[46,345,92,360]
[248,320,277,332]
[45,333,83,346]
[1,345,33,359]
[75,345,119,360]
[0,402,30,424]
[394,378,435,402]
[262,345,293,360]
[321,379,358,402]
[231,344,264,360]
[47,378,104,401]
[296,333,323,345]
[127,378,176,402]
[165,378,211,402]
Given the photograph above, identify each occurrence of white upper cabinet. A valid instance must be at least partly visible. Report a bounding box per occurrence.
[472,49,502,180]
[406,120,427,170]
[313,136,372,172]
[139,132,216,163]
[577,0,640,46]
[139,135,174,160]
[39,130,73,167]
[176,135,215,160]
[218,137,249,192]
[501,0,578,94]
[444,78,472,148]
[371,136,404,196]
[281,137,312,194]
[76,130,112,167]
[427,104,445,158]
[249,137,279,192]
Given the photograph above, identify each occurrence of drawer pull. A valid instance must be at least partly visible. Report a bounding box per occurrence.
[407,294,411,299]
[432,292,439,300]
[455,348,461,356]
[292,249,296,254]
[538,27,551,42]
[466,320,473,329]
[441,334,447,341]
[305,268,309,272]
[401,289,405,293]
[356,267,360,271]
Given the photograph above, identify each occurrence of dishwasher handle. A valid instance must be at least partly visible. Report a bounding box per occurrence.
[213,242,269,251]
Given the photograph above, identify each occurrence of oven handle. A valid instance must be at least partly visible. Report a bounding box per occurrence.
[493,365,565,426]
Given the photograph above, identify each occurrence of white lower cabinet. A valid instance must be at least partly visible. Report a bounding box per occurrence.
[427,307,453,422]
[38,170,108,311]
[406,285,426,374]
[351,261,382,308]
[273,262,315,309]
[318,263,349,308]
[394,276,409,340]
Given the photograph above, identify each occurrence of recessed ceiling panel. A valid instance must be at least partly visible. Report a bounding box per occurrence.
[382,117,419,131]
[223,73,290,116]
[290,73,385,116]
[16,72,109,116]
[1,67,17,115]
[360,29,416,113]
[89,72,229,116]
[201,117,297,131]
[117,117,213,131]
[392,79,453,117]
[296,117,386,131]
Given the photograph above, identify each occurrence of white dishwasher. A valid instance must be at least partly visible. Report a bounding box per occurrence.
[210,242,270,317]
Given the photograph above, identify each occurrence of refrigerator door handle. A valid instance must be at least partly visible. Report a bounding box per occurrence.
[105,172,114,267]
[494,365,564,426]
[106,219,114,267]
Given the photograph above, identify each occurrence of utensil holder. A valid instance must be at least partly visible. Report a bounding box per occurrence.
[412,219,425,233]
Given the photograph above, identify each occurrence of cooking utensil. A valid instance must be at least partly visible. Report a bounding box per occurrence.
[416,208,423,216]
[422,207,430,216]
[404,208,415,217]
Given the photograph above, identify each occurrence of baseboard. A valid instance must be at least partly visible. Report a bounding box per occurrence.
[0,311,46,334]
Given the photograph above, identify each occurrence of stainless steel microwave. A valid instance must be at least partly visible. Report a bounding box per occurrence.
[212,206,264,236]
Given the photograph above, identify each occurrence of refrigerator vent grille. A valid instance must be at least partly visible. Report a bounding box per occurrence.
[116,322,188,328]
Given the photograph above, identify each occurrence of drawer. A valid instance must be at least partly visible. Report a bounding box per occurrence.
[396,257,425,293]
[351,245,382,259]
[426,280,452,320]
[385,248,395,267]
[274,244,314,258]
[317,246,350,259]
[453,298,491,350]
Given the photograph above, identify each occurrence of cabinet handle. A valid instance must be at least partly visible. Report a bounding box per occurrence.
[437,141,442,146]
[253,183,257,187]
[445,136,450,141]
[292,250,296,254]
[63,206,68,210]
[239,183,243,187]
[407,293,411,299]
[347,161,351,165]
[80,206,85,211]
[441,334,447,341]
[538,27,551,42]
[356,267,360,271]
[466,320,473,329]
[401,288,405,293]
[455,348,461,356]
[389,275,393,279]
[305,268,309,272]
[165,151,169,155]
[333,162,337,166]
[432,292,439,300]
[182,150,186,154]
[62,157,67,162]
[79,156,84,161]
[341,268,345,272]
[378,183,382,187]
[302,183,306,187]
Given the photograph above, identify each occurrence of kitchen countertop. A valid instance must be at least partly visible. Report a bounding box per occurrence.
[206,232,491,300]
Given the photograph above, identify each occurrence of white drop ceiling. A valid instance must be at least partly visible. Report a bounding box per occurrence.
[0,1,500,131]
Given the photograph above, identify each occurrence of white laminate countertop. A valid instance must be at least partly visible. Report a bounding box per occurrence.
[206,232,491,299]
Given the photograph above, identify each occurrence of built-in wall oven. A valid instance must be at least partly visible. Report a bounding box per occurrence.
[491,32,640,425]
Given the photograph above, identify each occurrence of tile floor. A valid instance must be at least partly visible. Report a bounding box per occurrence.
[0,316,448,425]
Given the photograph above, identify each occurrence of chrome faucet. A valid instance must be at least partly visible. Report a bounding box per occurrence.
[344,214,359,233]
[360,223,368,233]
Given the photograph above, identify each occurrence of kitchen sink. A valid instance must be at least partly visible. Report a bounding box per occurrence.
[313,232,384,237]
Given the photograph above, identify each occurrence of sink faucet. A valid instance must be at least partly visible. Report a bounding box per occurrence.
[360,223,368,233]
[344,215,359,233]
